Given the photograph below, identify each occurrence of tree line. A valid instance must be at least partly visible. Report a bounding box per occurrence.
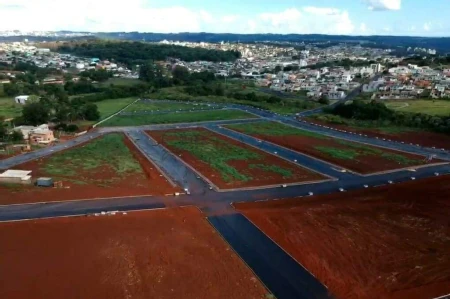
[327,100,450,134]
[59,41,241,67]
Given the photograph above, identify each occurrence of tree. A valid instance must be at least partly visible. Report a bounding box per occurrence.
[318,96,330,105]
[172,66,190,85]
[81,103,100,121]
[274,65,282,73]
[22,102,50,125]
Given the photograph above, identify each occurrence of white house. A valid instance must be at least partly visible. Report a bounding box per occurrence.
[14,95,30,105]
[327,91,346,100]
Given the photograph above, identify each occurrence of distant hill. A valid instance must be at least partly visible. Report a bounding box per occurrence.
[2,31,450,54]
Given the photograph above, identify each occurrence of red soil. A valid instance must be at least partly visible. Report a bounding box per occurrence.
[307,118,450,150]
[0,207,268,299]
[235,176,450,299]
[0,134,178,205]
[146,128,327,190]
[227,126,440,174]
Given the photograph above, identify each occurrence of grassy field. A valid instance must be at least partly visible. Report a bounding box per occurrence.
[125,100,220,112]
[385,100,450,116]
[99,109,257,127]
[94,97,137,119]
[98,78,141,87]
[163,130,292,182]
[0,97,23,119]
[309,114,417,134]
[42,134,143,184]
[151,86,322,115]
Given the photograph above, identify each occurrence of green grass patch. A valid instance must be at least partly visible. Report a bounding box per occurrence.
[94,97,137,119]
[314,147,359,160]
[249,164,293,178]
[164,130,259,182]
[227,121,327,139]
[0,97,23,119]
[309,114,417,134]
[385,99,450,116]
[149,85,322,115]
[125,100,219,112]
[99,109,256,127]
[42,134,143,184]
[317,139,420,165]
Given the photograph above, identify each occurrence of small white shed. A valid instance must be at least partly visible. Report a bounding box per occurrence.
[14,95,30,105]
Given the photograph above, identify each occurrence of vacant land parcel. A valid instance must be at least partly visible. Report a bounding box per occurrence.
[147,128,326,189]
[235,175,450,299]
[0,133,177,205]
[100,109,256,127]
[0,207,268,299]
[226,121,439,174]
[308,116,450,150]
[125,100,222,113]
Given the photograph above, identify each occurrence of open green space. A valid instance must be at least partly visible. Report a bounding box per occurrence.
[385,100,450,116]
[94,97,137,119]
[99,109,256,127]
[227,121,327,139]
[163,130,293,183]
[150,85,322,115]
[309,114,417,134]
[125,100,220,112]
[42,133,143,184]
[0,97,23,119]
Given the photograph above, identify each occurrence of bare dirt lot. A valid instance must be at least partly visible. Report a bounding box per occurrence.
[226,121,441,174]
[0,207,268,299]
[235,176,450,299]
[146,128,327,190]
[0,133,178,205]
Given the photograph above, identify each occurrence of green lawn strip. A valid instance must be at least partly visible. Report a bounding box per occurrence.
[42,134,143,183]
[164,130,259,183]
[227,121,327,139]
[100,110,256,127]
[249,164,293,178]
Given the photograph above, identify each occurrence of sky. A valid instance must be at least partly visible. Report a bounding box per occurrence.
[0,0,448,36]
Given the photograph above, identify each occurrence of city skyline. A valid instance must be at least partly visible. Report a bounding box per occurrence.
[0,0,448,37]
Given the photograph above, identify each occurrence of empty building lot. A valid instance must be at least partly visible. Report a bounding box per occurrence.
[0,207,269,299]
[146,127,327,190]
[226,121,441,174]
[0,133,177,205]
[235,175,450,299]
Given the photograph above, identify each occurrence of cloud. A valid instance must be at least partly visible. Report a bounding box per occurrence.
[364,0,401,11]
[423,22,432,31]
[0,2,360,35]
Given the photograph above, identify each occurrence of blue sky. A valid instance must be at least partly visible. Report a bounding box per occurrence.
[0,0,448,36]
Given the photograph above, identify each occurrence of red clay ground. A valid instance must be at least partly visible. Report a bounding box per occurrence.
[235,175,450,299]
[0,134,178,205]
[146,128,327,189]
[226,122,442,175]
[0,206,269,299]
[307,118,450,150]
